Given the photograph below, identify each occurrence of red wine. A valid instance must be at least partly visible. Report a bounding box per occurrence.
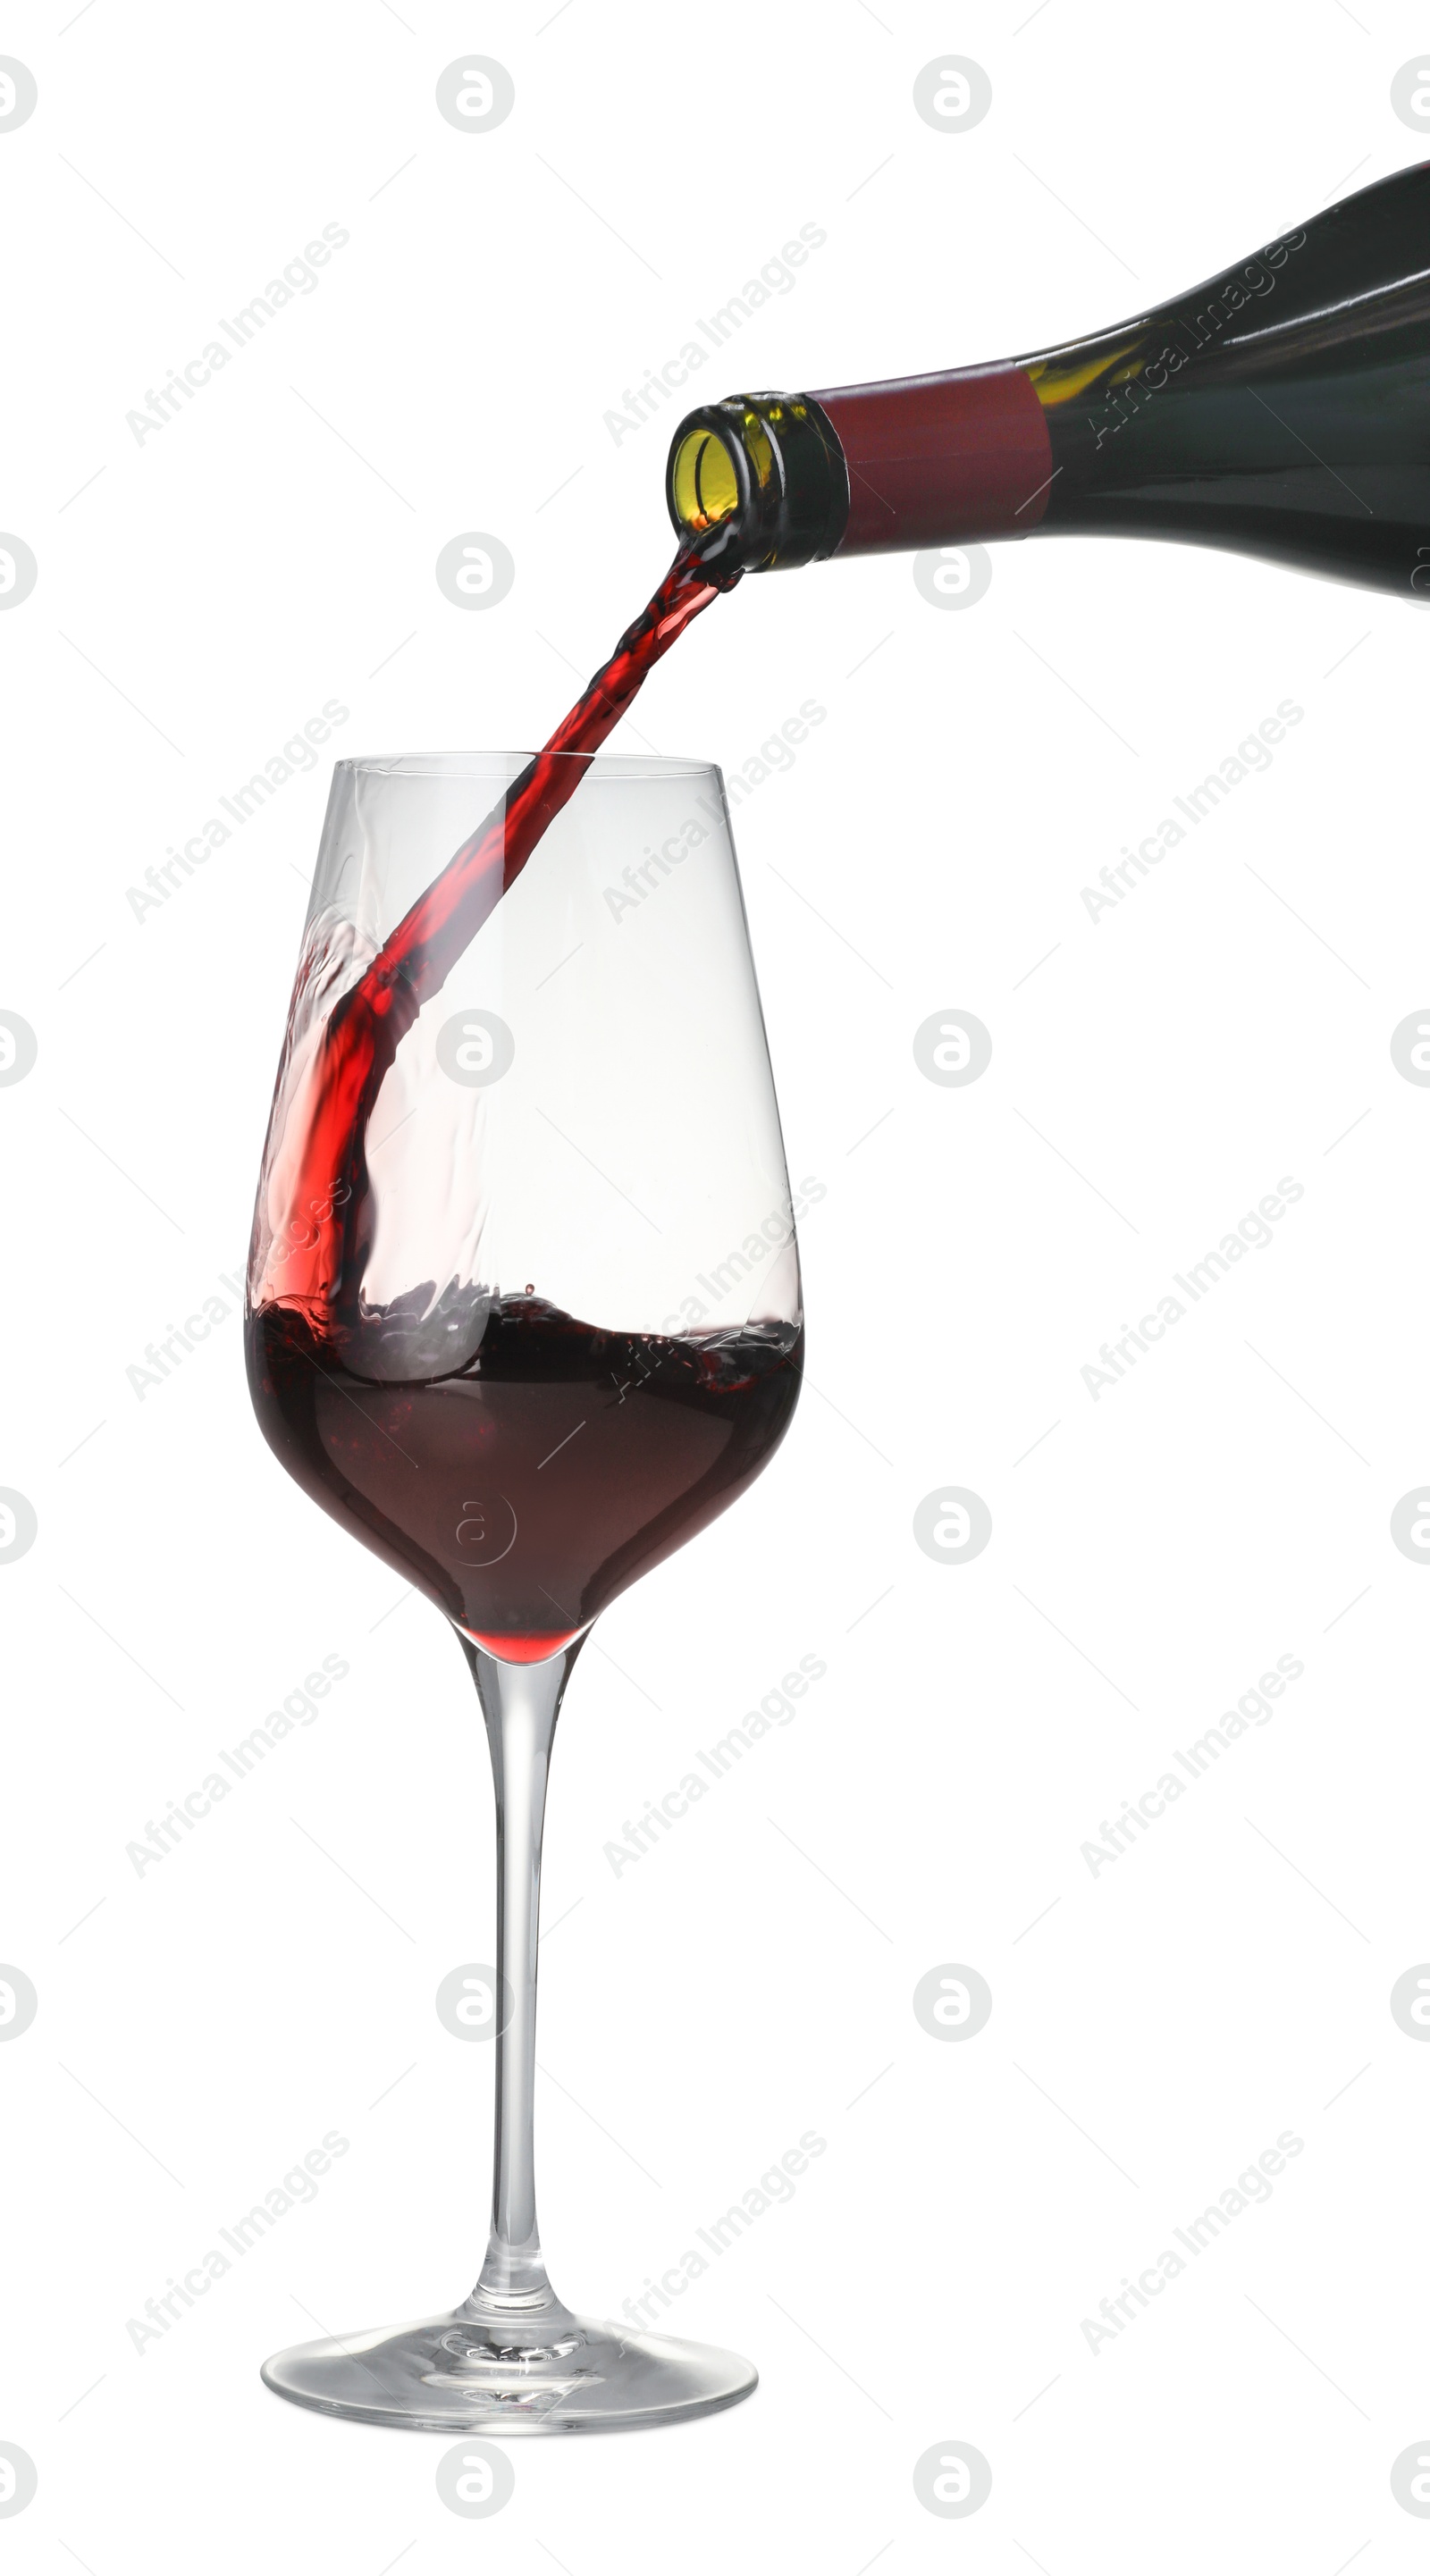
[248,523,793,1660]
[248,1290,800,1661]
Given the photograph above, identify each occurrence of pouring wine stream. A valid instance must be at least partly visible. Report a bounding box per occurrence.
[257,521,743,1336]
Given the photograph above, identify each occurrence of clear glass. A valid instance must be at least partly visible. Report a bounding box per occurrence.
[247,753,803,2432]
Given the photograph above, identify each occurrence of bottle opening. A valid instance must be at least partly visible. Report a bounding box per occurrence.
[670,427,740,532]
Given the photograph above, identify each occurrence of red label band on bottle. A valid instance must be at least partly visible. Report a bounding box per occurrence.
[812,363,1054,554]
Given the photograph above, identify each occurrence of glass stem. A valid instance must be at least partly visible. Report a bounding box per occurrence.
[458,1632,584,2318]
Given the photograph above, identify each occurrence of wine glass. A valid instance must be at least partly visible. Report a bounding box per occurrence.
[245,751,803,2432]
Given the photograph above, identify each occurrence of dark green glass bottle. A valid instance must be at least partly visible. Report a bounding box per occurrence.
[667,162,1430,598]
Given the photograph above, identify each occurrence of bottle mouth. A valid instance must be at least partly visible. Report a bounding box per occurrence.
[665,394,848,570]
[670,426,741,533]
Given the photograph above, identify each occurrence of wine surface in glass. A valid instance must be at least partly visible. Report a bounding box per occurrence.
[248,1292,802,1660]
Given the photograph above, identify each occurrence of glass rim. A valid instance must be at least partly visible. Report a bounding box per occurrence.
[334,751,721,782]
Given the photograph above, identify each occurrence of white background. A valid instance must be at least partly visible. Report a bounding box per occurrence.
[4,3,1430,2566]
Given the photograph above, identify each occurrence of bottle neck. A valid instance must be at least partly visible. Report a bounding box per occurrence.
[809,365,1054,552]
[665,369,1054,568]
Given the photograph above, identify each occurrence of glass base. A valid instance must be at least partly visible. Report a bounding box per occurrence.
[260,2292,758,2435]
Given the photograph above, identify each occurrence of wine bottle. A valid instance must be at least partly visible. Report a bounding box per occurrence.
[666,161,1430,599]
